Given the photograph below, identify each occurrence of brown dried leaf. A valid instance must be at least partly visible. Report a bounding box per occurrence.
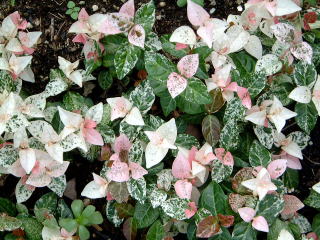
[196,216,221,238]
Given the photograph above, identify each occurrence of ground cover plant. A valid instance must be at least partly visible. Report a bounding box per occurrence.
[0,0,320,239]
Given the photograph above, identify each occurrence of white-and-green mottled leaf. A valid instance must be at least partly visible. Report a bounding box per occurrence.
[128,140,144,164]
[0,215,22,231]
[48,175,66,197]
[223,98,246,123]
[288,131,310,150]
[15,180,34,203]
[148,188,167,208]
[253,125,274,149]
[114,45,140,80]
[220,119,240,151]
[129,80,155,114]
[255,54,282,76]
[295,102,318,134]
[5,114,29,133]
[44,69,68,97]
[161,198,188,221]
[211,159,233,183]
[0,145,18,169]
[106,201,124,227]
[291,214,312,234]
[293,61,317,87]
[256,194,284,224]
[127,178,147,204]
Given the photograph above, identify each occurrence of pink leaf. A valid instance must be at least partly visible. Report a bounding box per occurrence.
[167,72,188,98]
[237,86,252,109]
[176,43,188,50]
[72,34,88,44]
[83,128,104,146]
[185,201,197,219]
[172,152,192,179]
[252,216,269,232]
[174,179,192,199]
[84,119,97,129]
[177,54,199,78]
[10,11,28,30]
[107,161,130,182]
[119,0,135,18]
[224,82,238,92]
[222,151,234,166]
[129,162,148,180]
[78,8,89,21]
[114,134,132,153]
[197,22,215,48]
[267,159,287,179]
[238,207,256,222]
[187,0,210,26]
[214,148,225,161]
[282,194,304,216]
[128,24,145,48]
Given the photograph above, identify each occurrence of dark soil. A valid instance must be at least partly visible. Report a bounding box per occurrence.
[0,0,320,239]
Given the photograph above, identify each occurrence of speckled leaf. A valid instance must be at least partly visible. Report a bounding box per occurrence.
[5,114,29,133]
[129,80,155,114]
[17,217,43,240]
[220,119,240,151]
[223,98,246,123]
[157,169,174,192]
[202,115,221,147]
[15,180,34,203]
[63,91,92,113]
[304,190,320,209]
[134,1,155,33]
[134,201,159,228]
[288,131,310,150]
[173,134,200,157]
[106,201,124,227]
[44,69,68,97]
[255,54,282,76]
[114,45,140,80]
[249,140,272,167]
[270,81,294,106]
[48,175,66,197]
[267,219,291,240]
[291,214,312,233]
[127,178,147,204]
[161,198,189,220]
[108,181,130,203]
[232,222,256,240]
[0,145,18,169]
[34,192,58,214]
[199,181,227,215]
[145,32,162,52]
[119,120,142,140]
[211,159,233,183]
[97,125,115,144]
[256,194,285,224]
[295,102,318,134]
[293,61,317,87]
[0,215,22,231]
[128,140,144,164]
[254,126,274,149]
[148,188,167,208]
[0,70,15,93]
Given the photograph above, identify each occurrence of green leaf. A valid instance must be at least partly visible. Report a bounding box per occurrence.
[70,12,78,20]
[202,115,221,147]
[133,201,159,229]
[232,222,257,240]
[160,34,188,58]
[176,97,205,114]
[146,220,165,240]
[63,91,92,113]
[304,190,320,209]
[145,52,175,95]
[57,199,73,219]
[67,1,76,8]
[129,80,155,114]
[223,98,246,123]
[160,91,176,116]
[256,194,285,224]
[179,78,212,105]
[98,70,113,90]
[220,119,240,151]
[161,198,189,220]
[199,181,227,215]
[79,225,90,240]
[0,215,22,231]
[51,111,64,134]
[267,219,291,240]
[270,81,294,106]
[134,1,155,33]
[59,218,78,233]
[295,102,318,134]
[312,214,320,236]
[249,140,272,167]
[229,51,256,76]
[284,168,299,189]
[87,211,103,225]
[239,72,266,98]
[71,200,84,218]
[127,178,147,204]
[123,217,138,240]
[293,61,317,87]
[177,0,204,7]
[114,45,140,80]
[0,198,16,216]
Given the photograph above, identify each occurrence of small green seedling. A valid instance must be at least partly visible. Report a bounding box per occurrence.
[177,0,204,7]
[59,200,103,240]
[66,1,81,20]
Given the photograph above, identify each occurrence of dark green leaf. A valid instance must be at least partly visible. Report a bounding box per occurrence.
[232,222,256,240]
[146,220,165,240]
[249,140,272,167]
[114,45,140,80]
[134,1,155,33]
[98,70,113,90]
[133,202,159,229]
[295,102,318,134]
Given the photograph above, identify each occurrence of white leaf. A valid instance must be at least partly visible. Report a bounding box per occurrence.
[244,35,263,59]
[277,229,294,240]
[170,26,197,45]
[289,86,312,104]
[275,0,301,17]
[86,102,103,123]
